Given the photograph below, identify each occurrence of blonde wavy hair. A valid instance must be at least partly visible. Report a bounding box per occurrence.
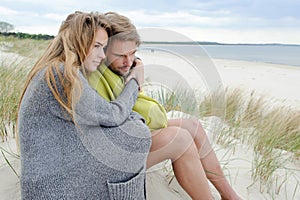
[18,11,111,120]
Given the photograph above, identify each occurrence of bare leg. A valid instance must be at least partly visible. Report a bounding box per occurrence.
[168,118,242,200]
[147,126,213,200]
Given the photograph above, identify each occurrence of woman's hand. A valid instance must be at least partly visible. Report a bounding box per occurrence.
[125,58,144,91]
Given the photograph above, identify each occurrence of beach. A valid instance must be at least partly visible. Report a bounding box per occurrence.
[138,49,300,105]
[140,51,300,200]
[1,50,300,199]
[213,58,300,105]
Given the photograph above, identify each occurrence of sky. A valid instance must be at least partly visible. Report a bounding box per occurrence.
[1,0,300,44]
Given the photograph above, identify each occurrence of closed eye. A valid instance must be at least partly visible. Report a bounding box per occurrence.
[103,46,107,53]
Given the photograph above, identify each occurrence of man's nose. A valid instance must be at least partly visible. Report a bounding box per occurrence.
[123,56,133,67]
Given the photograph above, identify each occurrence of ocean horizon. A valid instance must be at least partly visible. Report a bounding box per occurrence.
[140,43,300,67]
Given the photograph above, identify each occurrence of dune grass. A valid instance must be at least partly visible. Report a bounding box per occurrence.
[199,87,300,194]
[0,35,50,58]
[0,36,45,142]
[0,64,28,141]
[146,85,299,196]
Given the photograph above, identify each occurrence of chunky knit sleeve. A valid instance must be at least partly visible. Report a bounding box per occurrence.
[74,72,139,127]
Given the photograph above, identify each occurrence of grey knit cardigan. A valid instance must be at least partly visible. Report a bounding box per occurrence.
[18,67,151,199]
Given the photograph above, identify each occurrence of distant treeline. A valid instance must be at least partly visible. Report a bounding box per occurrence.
[0,32,54,40]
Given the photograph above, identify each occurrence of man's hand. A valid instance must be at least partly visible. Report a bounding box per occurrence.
[125,58,144,91]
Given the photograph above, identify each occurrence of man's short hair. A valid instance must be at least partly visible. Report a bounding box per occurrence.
[105,12,141,46]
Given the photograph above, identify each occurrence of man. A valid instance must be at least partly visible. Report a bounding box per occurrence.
[88,12,242,200]
[88,11,168,131]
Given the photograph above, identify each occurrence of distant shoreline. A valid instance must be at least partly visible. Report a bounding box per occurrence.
[142,41,300,46]
[139,43,300,67]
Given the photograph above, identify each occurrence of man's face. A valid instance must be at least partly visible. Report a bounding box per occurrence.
[105,39,137,76]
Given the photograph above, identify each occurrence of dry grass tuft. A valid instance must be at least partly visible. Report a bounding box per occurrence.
[198,86,300,194]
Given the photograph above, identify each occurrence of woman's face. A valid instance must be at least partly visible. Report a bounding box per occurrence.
[83,28,108,72]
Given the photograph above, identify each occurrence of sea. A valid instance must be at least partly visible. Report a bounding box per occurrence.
[140,44,300,67]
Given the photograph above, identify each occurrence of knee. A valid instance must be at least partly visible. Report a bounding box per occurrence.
[168,127,195,160]
[185,118,206,139]
[175,127,194,145]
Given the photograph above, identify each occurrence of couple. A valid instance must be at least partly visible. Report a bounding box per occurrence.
[17,11,241,199]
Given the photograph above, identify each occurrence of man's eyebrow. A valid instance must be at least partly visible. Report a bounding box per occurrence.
[112,49,137,56]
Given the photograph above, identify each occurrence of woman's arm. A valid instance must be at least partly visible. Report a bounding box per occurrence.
[74,72,139,127]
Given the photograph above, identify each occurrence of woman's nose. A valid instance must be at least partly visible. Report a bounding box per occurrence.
[99,48,106,59]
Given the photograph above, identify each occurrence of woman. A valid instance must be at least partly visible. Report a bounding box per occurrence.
[17,11,151,199]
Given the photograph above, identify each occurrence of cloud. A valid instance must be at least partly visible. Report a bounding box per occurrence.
[120,9,237,28]
[166,27,300,44]
[121,9,300,30]
[16,25,59,35]
[0,6,18,15]
[43,13,67,21]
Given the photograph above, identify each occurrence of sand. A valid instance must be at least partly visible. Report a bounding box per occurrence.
[1,50,299,199]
